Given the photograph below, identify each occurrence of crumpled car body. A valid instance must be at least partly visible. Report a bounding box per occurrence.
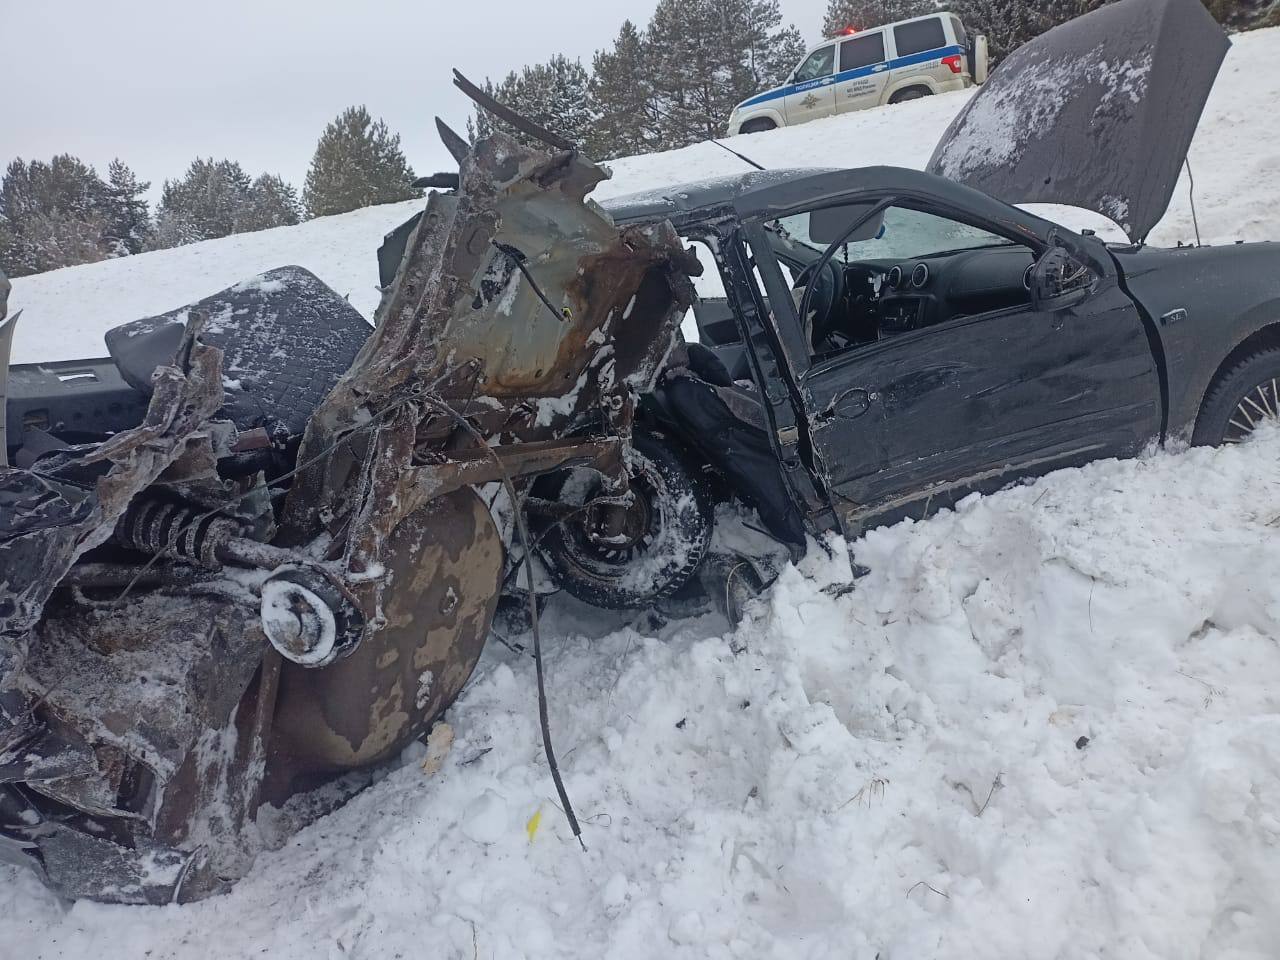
[0,132,695,903]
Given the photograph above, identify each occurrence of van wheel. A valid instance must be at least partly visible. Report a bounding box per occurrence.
[890,87,932,104]
[1193,347,1280,446]
[533,430,713,610]
[739,118,777,134]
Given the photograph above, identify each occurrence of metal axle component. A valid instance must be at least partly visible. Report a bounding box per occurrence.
[114,498,242,569]
[259,564,364,667]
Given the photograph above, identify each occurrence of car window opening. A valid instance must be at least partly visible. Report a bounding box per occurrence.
[758,204,1035,359]
[794,46,836,82]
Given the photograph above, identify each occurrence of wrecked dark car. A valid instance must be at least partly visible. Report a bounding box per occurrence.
[480,0,1273,609]
[553,0,1278,569]
[0,131,699,903]
[2,0,1277,905]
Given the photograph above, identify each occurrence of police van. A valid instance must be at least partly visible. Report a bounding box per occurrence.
[727,12,989,134]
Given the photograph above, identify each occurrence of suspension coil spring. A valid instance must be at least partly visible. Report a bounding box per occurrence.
[114,498,240,570]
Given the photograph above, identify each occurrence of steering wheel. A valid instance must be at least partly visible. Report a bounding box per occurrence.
[795,260,846,352]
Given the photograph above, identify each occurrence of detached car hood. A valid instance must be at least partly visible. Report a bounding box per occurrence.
[927,0,1229,242]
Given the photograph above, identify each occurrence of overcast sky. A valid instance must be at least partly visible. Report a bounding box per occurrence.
[2,0,830,201]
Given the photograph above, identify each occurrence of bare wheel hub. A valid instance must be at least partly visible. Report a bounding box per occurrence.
[1225,378,1279,442]
[583,490,650,552]
[260,564,364,667]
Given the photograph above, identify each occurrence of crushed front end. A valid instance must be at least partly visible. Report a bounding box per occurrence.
[0,127,696,903]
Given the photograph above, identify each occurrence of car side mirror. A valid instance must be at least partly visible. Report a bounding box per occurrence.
[1029,246,1093,312]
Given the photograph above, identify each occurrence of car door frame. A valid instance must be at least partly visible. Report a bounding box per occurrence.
[834,29,892,114]
[729,187,1162,537]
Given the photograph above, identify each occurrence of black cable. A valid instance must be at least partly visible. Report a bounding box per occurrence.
[493,242,569,324]
[424,394,587,852]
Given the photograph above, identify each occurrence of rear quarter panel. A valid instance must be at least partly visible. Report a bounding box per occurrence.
[1113,243,1280,439]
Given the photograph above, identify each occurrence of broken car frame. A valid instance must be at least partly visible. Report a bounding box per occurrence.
[0,119,697,902]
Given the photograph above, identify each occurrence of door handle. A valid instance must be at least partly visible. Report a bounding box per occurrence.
[816,387,874,423]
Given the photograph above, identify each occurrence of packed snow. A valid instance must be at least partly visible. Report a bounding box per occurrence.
[5,429,1280,959]
[4,24,1280,960]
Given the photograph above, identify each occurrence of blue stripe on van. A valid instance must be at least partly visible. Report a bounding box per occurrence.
[738,44,965,109]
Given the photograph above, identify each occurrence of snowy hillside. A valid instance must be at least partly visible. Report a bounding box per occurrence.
[4,26,1280,960]
[9,27,1280,365]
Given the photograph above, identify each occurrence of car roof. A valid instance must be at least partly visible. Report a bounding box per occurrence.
[601,168,839,224]
[805,10,956,49]
[600,164,1051,240]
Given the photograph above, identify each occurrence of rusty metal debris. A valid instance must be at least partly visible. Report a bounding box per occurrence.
[0,125,696,902]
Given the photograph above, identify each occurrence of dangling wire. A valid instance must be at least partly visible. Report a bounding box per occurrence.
[423,394,587,852]
[1186,158,1202,248]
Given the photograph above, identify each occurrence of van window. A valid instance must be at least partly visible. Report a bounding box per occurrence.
[894,17,947,57]
[794,45,836,82]
[839,33,886,71]
[950,16,967,47]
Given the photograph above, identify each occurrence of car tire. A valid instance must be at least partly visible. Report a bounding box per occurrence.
[1192,347,1280,446]
[890,87,932,104]
[534,430,713,610]
[739,118,777,134]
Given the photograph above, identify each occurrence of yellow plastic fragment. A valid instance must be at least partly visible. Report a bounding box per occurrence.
[526,808,542,843]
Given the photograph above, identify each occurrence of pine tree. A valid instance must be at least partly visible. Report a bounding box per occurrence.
[152,158,254,248]
[586,21,660,158]
[821,0,933,36]
[0,155,114,275]
[470,55,596,151]
[100,159,151,256]
[0,217,21,278]
[302,106,419,219]
[726,0,807,94]
[236,174,303,233]
[22,212,109,272]
[644,0,803,149]
[646,0,731,148]
[949,0,1108,62]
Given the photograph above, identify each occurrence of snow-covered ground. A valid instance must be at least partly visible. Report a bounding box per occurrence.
[9,27,1280,365]
[5,25,1280,960]
[5,430,1280,959]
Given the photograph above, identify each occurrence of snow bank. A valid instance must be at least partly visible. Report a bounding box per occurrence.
[5,429,1280,958]
[9,27,1280,365]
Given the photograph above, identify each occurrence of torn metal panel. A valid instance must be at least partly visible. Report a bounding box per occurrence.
[0,316,227,641]
[278,131,696,638]
[0,119,700,905]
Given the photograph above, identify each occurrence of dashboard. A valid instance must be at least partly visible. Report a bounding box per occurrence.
[827,245,1037,349]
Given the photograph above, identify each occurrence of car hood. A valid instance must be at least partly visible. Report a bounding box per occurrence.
[926,0,1228,243]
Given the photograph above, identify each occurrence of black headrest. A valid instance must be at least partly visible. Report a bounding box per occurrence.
[105,265,371,438]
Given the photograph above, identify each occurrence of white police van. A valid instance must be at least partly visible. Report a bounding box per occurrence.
[727,12,988,134]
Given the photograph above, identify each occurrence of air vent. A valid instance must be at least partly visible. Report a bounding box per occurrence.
[1023,263,1035,291]
[911,263,930,288]
[886,265,903,290]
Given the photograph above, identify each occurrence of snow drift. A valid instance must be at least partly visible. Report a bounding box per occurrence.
[5,428,1279,959]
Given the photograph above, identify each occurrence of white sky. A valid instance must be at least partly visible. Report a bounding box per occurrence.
[2,0,830,202]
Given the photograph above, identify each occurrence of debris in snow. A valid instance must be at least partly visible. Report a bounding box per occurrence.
[420,722,454,775]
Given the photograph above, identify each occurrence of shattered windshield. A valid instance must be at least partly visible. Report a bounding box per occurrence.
[769,205,1016,264]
